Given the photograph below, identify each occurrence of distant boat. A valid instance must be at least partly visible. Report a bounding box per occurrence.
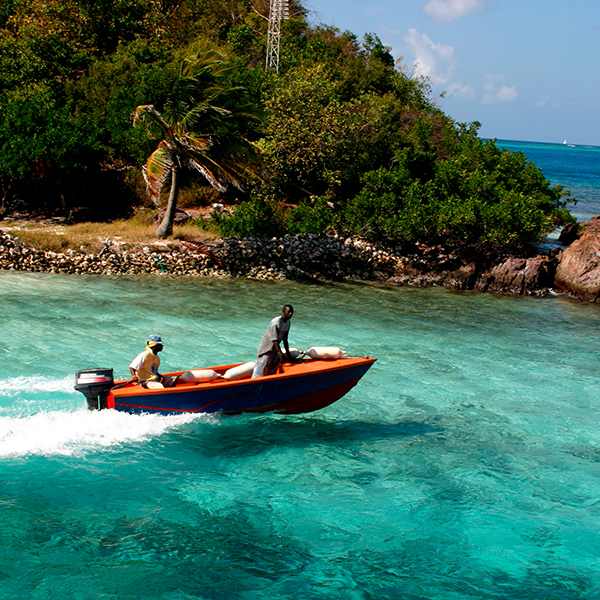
[563,140,567,144]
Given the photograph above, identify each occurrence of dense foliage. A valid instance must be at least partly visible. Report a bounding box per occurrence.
[341,124,573,249]
[0,0,575,252]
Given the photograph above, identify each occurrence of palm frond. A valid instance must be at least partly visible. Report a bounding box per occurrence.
[143,144,173,206]
[180,133,212,151]
[133,105,171,137]
[136,49,264,215]
[178,104,214,132]
[185,154,229,193]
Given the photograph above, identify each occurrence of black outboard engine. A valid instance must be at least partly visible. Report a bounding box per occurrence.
[75,368,114,410]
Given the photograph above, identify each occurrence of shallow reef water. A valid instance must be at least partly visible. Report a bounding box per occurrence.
[1,271,600,599]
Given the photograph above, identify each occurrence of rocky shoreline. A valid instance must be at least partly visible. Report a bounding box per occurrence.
[2,219,600,301]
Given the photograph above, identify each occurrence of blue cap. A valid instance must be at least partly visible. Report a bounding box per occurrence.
[148,334,163,345]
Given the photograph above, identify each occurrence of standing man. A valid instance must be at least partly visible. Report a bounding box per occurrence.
[252,305,294,378]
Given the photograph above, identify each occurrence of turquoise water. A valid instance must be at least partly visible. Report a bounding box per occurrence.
[2,271,600,599]
[496,140,600,222]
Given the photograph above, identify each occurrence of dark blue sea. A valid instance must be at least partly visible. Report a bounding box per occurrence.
[1,141,600,599]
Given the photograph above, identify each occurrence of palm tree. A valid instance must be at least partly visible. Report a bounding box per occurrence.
[133,51,261,238]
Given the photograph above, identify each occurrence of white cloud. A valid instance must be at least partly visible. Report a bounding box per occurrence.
[536,95,549,107]
[496,85,519,102]
[404,28,456,86]
[482,74,519,104]
[423,0,487,23]
[536,95,561,109]
[404,29,476,101]
[446,82,476,100]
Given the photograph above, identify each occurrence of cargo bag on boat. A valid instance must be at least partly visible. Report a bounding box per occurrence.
[178,369,221,384]
[306,347,347,360]
[223,362,256,380]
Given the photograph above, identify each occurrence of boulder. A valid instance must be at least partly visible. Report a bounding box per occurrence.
[555,216,600,301]
[558,223,581,246]
[475,255,557,296]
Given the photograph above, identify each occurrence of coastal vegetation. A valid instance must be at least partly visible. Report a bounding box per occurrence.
[0,0,575,255]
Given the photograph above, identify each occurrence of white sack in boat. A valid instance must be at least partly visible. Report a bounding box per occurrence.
[288,348,301,358]
[146,381,164,389]
[178,369,220,384]
[306,347,347,360]
[223,361,256,380]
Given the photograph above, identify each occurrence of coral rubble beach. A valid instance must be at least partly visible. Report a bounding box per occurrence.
[2,221,600,302]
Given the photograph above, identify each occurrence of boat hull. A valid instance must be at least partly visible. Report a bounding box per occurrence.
[108,356,376,416]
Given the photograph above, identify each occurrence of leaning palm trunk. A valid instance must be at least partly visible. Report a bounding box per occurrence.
[156,164,179,238]
[134,52,262,239]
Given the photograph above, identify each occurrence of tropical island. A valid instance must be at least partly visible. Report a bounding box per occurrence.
[1,0,597,300]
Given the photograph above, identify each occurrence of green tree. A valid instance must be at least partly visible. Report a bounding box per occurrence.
[257,59,439,205]
[342,125,575,252]
[0,83,101,216]
[134,50,262,237]
[257,64,354,200]
[0,0,90,93]
[67,39,176,168]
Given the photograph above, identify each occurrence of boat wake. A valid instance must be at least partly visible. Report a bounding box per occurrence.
[0,408,216,458]
[1,374,75,397]
[0,375,218,458]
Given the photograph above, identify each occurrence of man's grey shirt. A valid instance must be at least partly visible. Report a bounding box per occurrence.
[256,316,290,358]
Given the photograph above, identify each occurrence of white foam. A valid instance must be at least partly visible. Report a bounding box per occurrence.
[1,374,74,397]
[0,408,218,458]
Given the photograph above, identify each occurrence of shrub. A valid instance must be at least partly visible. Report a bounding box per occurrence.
[215,196,288,238]
[286,197,336,234]
[340,135,575,252]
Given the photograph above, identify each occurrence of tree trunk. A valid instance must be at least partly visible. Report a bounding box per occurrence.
[156,164,179,238]
[0,177,14,220]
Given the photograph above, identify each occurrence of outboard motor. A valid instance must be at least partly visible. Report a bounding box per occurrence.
[75,368,114,410]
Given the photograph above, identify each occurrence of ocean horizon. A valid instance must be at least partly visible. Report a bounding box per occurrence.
[494,138,600,150]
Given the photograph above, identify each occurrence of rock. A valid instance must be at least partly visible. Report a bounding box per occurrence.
[442,264,478,290]
[558,223,581,246]
[154,208,192,225]
[555,216,600,301]
[476,256,557,296]
[2,225,597,301]
[385,268,445,288]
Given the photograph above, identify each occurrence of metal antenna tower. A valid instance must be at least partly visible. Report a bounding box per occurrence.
[266,0,289,73]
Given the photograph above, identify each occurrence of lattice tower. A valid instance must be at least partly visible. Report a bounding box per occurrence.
[266,0,289,73]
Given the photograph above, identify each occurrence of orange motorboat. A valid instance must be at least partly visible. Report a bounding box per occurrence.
[75,355,377,416]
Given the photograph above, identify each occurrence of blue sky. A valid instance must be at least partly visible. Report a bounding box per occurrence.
[304,0,600,145]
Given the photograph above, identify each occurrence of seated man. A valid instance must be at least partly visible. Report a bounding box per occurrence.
[129,334,177,389]
[252,305,294,378]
